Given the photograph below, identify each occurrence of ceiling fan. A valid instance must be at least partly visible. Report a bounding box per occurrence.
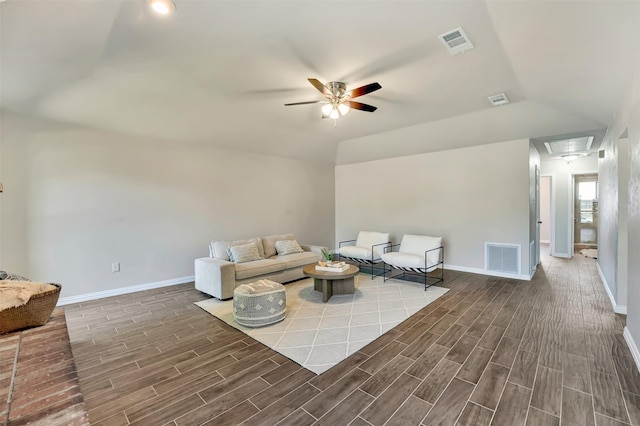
[285,78,382,119]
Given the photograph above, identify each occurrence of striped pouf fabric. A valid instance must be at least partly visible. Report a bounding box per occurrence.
[232,279,286,327]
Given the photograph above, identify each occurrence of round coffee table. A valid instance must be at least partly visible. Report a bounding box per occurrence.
[302,264,360,303]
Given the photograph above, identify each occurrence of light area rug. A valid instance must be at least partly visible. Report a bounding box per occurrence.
[580,248,598,259]
[195,274,449,374]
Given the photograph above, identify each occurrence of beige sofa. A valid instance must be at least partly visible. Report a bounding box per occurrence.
[195,233,325,299]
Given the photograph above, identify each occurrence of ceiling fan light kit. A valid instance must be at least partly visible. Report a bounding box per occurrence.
[285,78,381,121]
[322,103,349,119]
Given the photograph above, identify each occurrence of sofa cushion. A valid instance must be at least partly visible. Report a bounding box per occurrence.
[210,237,264,260]
[262,234,296,258]
[277,251,322,269]
[275,240,304,255]
[234,259,286,280]
[229,242,262,263]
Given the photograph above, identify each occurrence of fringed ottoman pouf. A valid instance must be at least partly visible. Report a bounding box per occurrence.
[233,279,286,327]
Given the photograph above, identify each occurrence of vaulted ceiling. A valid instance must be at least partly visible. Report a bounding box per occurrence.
[2,1,640,164]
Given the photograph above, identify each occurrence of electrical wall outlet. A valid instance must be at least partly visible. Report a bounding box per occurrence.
[111,262,120,273]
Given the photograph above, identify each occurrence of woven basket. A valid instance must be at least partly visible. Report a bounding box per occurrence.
[0,283,61,334]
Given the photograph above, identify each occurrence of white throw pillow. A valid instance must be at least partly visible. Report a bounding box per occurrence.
[262,234,296,258]
[275,239,304,255]
[229,242,262,263]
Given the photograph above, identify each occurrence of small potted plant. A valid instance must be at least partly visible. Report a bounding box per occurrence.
[320,248,334,265]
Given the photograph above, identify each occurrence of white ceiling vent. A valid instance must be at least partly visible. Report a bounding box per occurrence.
[488,93,510,106]
[438,27,474,55]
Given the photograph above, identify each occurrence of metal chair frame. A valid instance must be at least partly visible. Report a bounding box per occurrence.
[382,244,444,290]
[338,239,391,279]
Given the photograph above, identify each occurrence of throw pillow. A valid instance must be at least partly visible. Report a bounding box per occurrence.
[0,271,30,281]
[229,242,262,263]
[262,234,296,258]
[275,240,304,255]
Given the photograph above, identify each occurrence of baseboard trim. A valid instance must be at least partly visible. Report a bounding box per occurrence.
[57,275,195,306]
[624,327,640,373]
[445,264,531,281]
[596,262,627,314]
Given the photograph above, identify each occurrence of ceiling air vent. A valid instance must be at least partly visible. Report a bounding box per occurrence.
[488,93,509,106]
[438,27,474,55]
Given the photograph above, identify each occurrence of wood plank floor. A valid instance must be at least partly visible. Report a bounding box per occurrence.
[64,248,640,425]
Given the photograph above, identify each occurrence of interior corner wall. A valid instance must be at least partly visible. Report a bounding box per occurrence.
[540,177,551,243]
[598,133,620,303]
[600,55,640,354]
[0,113,335,299]
[335,139,531,278]
[540,155,598,258]
[1,112,31,274]
[629,101,640,344]
[529,141,541,274]
[617,138,629,308]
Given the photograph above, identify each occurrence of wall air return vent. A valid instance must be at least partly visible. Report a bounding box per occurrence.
[485,243,521,275]
[488,93,510,106]
[438,27,474,55]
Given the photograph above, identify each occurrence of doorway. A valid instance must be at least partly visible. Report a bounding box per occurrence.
[574,173,598,250]
[540,176,551,245]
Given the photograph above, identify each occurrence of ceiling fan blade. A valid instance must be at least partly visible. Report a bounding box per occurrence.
[346,101,377,112]
[346,82,382,99]
[284,100,321,106]
[308,78,329,95]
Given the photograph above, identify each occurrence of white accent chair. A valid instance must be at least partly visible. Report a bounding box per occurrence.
[381,234,444,289]
[338,231,391,279]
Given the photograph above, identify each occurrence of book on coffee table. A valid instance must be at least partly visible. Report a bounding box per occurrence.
[315,262,349,272]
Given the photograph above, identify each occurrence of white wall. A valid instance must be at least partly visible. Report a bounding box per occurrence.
[540,155,598,257]
[540,176,551,243]
[599,54,640,361]
[529,142,540,273]
[0,114,335,300]
[335,139,532,279]
[617,138,629,308]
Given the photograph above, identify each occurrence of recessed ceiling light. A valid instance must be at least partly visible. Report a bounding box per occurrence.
[149,0,175,14]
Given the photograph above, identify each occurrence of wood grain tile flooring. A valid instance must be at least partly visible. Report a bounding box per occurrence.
[63,248,640,425]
